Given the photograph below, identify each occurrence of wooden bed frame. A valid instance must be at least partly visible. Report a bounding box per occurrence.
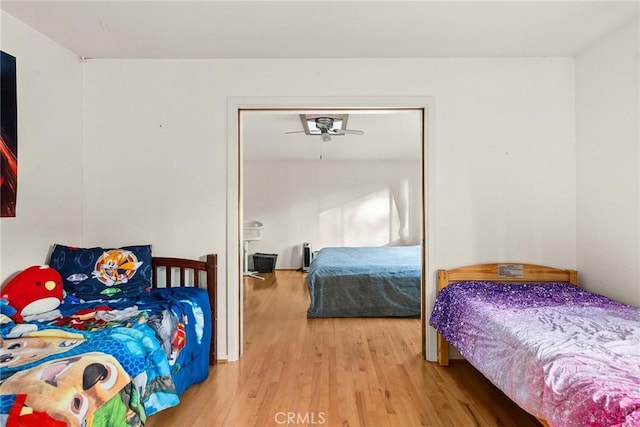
[151,254,217,365]
[435,262,578,427]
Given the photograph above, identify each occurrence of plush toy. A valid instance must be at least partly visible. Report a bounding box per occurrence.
[1,265,63,323]
[0,296,18,324]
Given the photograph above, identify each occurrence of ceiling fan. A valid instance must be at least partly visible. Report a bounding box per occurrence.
[286,116,365,142]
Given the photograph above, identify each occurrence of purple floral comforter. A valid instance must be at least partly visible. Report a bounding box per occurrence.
[430,281,640,427]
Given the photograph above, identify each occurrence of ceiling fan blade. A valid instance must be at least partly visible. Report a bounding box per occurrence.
[284,130,307,134]
[335,129,365,135]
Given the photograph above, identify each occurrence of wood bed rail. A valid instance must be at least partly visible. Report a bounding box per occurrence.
[151,254,217,365]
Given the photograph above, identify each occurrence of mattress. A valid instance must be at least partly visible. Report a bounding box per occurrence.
[430,281,640,427]
[0,287,211,426]
[306,245,421,317]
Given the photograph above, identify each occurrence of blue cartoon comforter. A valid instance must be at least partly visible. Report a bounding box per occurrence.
[0,287,211,427]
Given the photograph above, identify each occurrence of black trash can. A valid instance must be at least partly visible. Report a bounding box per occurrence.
[252,253,278,273]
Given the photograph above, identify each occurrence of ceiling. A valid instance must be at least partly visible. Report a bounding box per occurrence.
[2,1,637,161]
[242,110,423,161]
[1,1,638,60]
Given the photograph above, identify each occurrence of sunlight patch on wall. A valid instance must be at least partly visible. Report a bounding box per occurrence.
[318,186,403,248]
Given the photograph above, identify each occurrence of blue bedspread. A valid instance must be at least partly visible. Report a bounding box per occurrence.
[306,246,421,317]
[0,287,210,426]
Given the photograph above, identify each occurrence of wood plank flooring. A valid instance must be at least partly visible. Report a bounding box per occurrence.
[147,270,541,427]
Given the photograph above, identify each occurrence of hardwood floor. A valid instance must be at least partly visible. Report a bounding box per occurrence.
[147,270,540,426]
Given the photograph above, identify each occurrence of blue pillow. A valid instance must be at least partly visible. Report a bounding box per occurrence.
[49,244,153,301]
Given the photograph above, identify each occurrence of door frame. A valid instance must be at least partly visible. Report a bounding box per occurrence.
[226,96,436,362]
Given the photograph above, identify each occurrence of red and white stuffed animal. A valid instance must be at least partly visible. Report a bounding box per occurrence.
[1,265,63,323]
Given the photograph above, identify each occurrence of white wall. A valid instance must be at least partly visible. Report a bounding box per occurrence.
[243,160,422,269]
[0,12,83,283]
[4,6,638,360]
[82,57,576,359]
[576,17,640,307]
[0,12,577,358]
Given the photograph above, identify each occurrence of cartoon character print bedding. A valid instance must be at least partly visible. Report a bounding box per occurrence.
[0,287,212,427]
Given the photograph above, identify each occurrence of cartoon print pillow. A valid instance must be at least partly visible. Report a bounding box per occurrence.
[49,244,152,301]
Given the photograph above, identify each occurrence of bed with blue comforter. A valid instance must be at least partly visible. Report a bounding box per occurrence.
[306,245,421,317]
[0,250,216,427]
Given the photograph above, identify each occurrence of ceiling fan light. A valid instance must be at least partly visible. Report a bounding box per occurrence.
[300,114,346,135]
[321,133,331,143]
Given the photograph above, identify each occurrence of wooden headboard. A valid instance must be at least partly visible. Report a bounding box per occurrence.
[151,254,217,365]
[438,262,578,291]
[436,262,577,367]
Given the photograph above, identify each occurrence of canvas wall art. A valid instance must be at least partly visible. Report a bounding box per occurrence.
[1,51,17,217]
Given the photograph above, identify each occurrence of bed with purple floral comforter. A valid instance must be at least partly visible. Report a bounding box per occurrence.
[430,281,640,427]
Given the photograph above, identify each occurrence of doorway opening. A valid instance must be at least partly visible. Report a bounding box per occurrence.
[226,97,436,362]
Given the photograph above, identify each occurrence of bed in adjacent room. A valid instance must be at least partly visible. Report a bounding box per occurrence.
[429,263,640,427]
[0,245,217,427]
[305,245,421,318]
